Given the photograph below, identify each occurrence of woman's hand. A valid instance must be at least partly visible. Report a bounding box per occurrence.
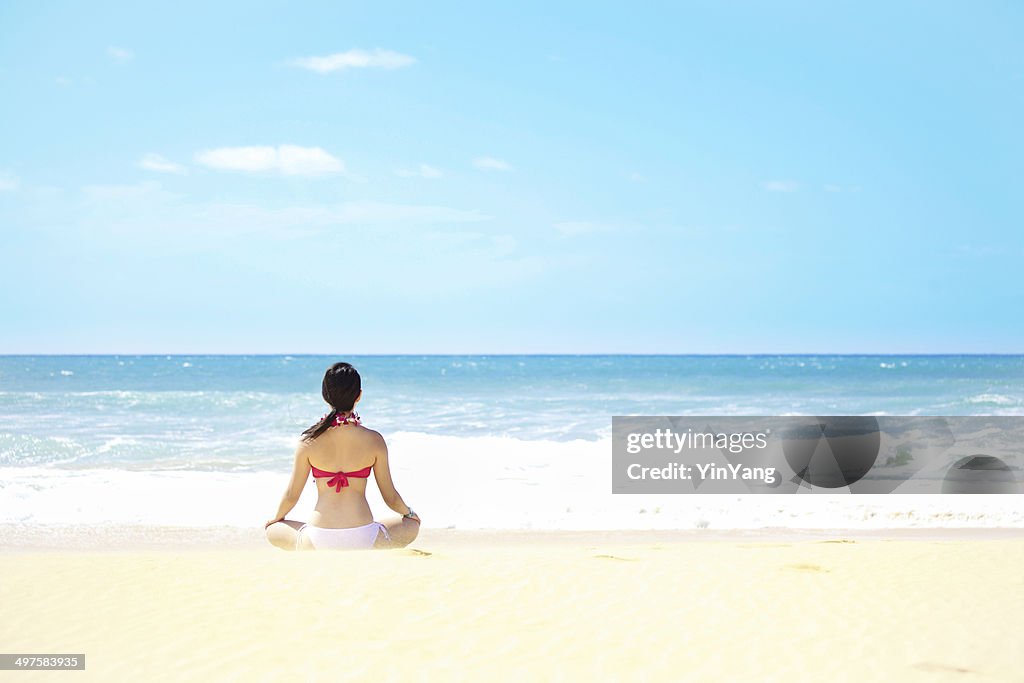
[265,517,284,529]
[403,509,421,524]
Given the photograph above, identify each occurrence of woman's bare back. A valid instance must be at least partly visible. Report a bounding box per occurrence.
[304,425,382,528]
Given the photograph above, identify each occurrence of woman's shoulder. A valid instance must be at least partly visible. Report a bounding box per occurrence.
[356,426,387,447]
[294,434,318,454]
[296,424,386,451]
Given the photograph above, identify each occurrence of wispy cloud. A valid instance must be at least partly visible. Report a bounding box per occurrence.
[194,145,346,176]
[395,163,443,179]
[762,180,800,192]
[55,75,72,86]
[288,48,415,74]
[107,46,134,63]
[74,185,490,236]
[139,153,188,175]
[627,171,647,183]
[278,200,488,226]
[421,230,518,258]
[553,221,616,236]
[0,171,20,192]
[473,156,513,172]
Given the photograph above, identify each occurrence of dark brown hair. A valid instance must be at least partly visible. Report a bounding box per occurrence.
[300,362,362,442]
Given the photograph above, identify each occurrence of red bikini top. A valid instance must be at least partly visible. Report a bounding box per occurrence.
[310,464,372,492]
[309,411,373,493]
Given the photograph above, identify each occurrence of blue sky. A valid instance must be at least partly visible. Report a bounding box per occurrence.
[1,1,1022,353]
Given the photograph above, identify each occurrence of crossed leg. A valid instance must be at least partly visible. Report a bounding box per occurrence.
[376,516,420,549]
[265,519,308,551]
[266,517,419,551]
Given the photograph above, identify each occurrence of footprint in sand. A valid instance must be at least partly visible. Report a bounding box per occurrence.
[404,548,433,557]
[785,563,830,573]
[913,662,975,674]
[593,554,637,562]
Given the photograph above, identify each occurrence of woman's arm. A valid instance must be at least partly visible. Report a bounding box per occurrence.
[371,433,417,519]
[265,442,312,527]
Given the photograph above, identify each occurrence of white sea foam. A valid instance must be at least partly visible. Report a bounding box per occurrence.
[94,436,138,454]
[1,433,1021,530]
[967,393,1019,406]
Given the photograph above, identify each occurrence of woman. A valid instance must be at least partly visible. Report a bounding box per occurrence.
[264,362,420,550]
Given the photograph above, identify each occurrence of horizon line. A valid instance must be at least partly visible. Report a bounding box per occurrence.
[2,352,1023,358]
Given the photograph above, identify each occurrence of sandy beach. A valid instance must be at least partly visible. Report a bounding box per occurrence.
[2,527,1022,682]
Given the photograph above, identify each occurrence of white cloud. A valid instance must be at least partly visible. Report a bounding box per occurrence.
[139,153,188,175]
[627,171,647,183]
[107,46,134,63]
[473,156,513,172]
[288,48,415,74]
[197,146,276,172]
[395,163,443,179]
[762,180,799,192]
[55,75,72,86]
[277,146,345,175]
[0,171,20,192]
[194,145,346,176]
[553,221,615,236]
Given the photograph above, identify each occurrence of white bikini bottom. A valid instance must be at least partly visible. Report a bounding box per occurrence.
[297,522,390,550]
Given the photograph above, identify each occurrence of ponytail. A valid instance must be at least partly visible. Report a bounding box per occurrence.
[301,409,338,442]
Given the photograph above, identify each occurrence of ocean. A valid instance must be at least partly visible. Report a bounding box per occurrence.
[2,355,1023,530]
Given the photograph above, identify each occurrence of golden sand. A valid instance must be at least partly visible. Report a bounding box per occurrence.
[1,531,1022,682]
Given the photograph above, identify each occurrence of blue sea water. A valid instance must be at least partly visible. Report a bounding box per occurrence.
[2,355,1023,473]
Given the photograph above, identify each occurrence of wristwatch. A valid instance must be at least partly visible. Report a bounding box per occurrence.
[403,508,419,520]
